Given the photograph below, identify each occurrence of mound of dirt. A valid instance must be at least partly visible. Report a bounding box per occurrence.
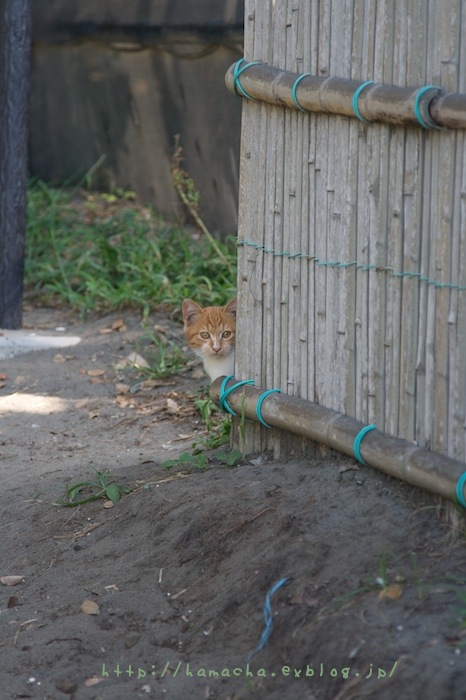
[0,308,465,700]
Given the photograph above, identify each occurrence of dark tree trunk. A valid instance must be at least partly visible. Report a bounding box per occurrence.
[0,0,31,328]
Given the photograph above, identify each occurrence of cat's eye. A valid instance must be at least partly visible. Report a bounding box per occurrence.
[222,331,231,338]
[200,332,210,339]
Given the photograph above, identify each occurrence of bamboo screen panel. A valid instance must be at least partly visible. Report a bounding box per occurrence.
[236,0,466,460]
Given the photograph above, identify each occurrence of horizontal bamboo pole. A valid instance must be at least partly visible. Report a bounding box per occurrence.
[225,62,466,130]
[210,377,466,504]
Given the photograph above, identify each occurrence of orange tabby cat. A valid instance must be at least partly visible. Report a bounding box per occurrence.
[182,297,236,381]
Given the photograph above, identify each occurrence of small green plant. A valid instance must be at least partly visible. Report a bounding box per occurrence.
[215,449,243,467]
[194,397,217,432]
[135,334,185,379]
[163,451,209,471]
[162,396,241,471]
[374,550,391,588]
[54,469,131,507]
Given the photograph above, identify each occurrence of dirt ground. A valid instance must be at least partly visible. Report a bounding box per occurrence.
[0,307,465,700]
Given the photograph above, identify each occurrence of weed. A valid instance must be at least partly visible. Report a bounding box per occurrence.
[54,469,131,507]
[214,449,243,467]
[162,396,239,470]
[25,180,236,314]
[163,452,209,471]
[171,137,235,278]
[134,334,185,380]
[193,397,233,450]
[374,550,391,588]
[194,397,218,432]
[162,447,242,472]
[192,416,232,452]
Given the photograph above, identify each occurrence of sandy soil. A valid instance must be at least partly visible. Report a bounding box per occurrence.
[0,307,465,700]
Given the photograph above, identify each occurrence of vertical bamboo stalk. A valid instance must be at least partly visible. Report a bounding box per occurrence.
[235,0,262,454]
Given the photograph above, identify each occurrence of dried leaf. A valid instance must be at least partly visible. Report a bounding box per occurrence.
[0,373,8,380]
[115,383,130,394]
[84,676,106,687]
[98,328,113,335]
[1,575,25,586]
[53,353,75,363]
[115,395,134,408]
[127,352,149,369]
[166,398,180,414]
[81,599,100,615]
[102,500,115,509]
[111,318,126,331]
[7,596,20,608]
[114,352,149,370]
[339,464,361,474]
[87,369,106,377]
[75,398,89,409]
[378,584,403,600]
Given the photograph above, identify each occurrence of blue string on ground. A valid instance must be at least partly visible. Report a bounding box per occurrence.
[256,389,281,428]
[455,472,466,508]
[248,578,289,661]
[353,424,377,465]
[218,376,255,416]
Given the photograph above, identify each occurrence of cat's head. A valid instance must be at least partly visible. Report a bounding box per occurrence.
[182,297,236,360]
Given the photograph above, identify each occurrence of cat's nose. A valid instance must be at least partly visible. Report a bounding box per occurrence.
[213,346,221,353]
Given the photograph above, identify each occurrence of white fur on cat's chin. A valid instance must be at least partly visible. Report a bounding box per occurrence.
[201,351,235,382]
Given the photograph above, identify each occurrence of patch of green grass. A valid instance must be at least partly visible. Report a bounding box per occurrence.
[25,180,236,314]
[134,333,186,380]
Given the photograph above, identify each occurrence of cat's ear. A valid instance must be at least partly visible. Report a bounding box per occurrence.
[224,297,237,317]
[182,298,203,326]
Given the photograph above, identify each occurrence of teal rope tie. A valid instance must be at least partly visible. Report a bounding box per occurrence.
[248,577,290,661]
[291,73,311,112]
[353,424,377,465]
[219,377,280,429]
[219,376,255,415]
[256,388,281,428]
[233,59,262,101]
[414,85,441,129]
[455,472,466,508]
[237,239,466,293]
[352,80,375,123]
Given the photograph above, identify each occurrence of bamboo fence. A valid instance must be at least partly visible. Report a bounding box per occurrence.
[233,0,466,463]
